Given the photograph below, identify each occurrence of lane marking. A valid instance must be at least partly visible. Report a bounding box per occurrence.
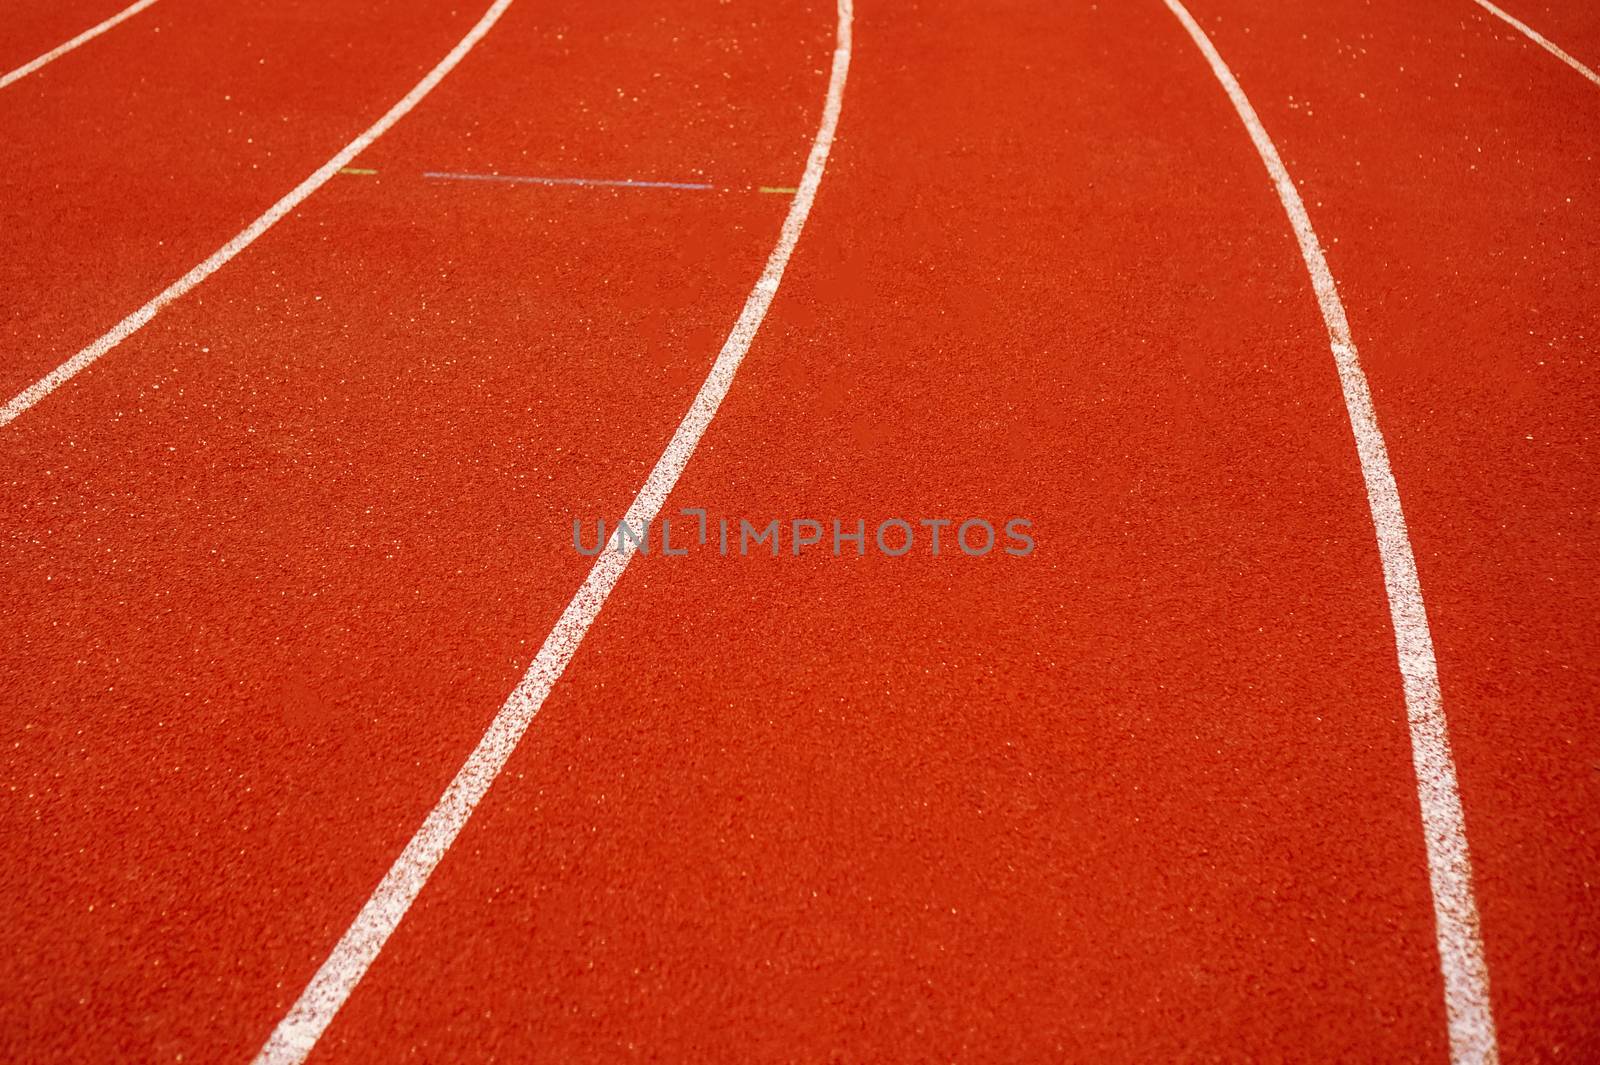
[422,170,716,190]
[251,1,853,1060]
[418,170,796,193]
[0,0,160,91]
[1470,0,1600,88]
[1159,3,1499,1064]
[329,168,800,192]
[0,0,516,431]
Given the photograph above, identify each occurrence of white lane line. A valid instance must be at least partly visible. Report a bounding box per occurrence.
[0,0,516,431]
[1470,0,1600,88]
[250,2,853,1061]
[0,0,161,91]
[1159,3,1498,1064]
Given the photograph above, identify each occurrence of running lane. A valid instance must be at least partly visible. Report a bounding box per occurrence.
[0,0,477,401]
[297,1,1469,1060]
[1183,0,1600,1058]
[0,1,829,1060]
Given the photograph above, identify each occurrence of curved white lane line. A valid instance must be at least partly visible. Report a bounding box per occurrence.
[1470,0,1600,88]
[1159,3,1498,1063]
[0,0,516,431]
[0,0,161,91]
[251,2,853,1061]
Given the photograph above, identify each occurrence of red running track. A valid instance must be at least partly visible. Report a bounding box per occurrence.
[1,0,1596,1061]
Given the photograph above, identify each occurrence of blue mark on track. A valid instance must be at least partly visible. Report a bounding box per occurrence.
[422,171,715,191]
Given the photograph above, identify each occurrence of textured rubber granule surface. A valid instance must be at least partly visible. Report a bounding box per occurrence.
[2,0,1596,1061]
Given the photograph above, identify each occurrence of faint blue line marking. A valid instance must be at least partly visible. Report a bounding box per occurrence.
[422,171,716,190]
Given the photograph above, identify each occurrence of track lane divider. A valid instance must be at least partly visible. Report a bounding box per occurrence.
[0,0,516,431]
[0,0,161,92]
[251,1,853,1060]
[1470,0,1600,88]
[1159,3,1498,1063]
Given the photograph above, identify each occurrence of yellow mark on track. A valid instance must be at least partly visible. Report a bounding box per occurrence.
[339,167,378,176]
[758,185,799,195]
